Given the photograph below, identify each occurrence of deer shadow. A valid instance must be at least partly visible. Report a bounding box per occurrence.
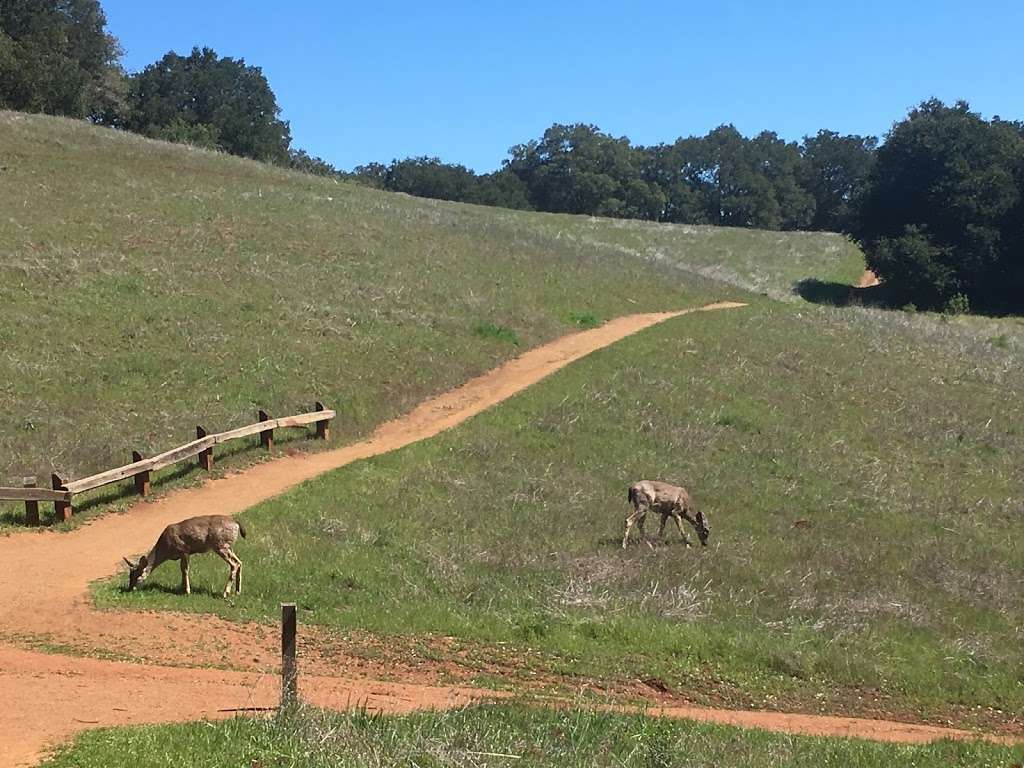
[599,535,693,550]
[121,581,221,598]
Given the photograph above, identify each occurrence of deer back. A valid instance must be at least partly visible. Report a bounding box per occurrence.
[157,515,240,561]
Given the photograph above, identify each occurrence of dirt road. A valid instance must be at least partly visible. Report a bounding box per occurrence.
[1,301,1015,766]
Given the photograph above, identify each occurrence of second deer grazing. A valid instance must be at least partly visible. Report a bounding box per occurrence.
[623,480,710,549]
[124,515,246,598]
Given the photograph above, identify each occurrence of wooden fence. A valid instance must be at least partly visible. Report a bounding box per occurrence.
[0,403,334,525]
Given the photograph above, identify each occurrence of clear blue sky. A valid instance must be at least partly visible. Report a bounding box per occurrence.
[102,0,1022,173]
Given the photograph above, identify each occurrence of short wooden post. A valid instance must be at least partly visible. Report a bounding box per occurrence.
[197,426,213,471]
[23,476,39,526]
[259,410,273,451]
[132,450,151,496]
[52,473,72,522]
[315,401,330,441]
[281,602,298,703]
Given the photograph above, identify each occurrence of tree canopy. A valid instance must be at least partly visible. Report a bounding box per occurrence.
[351,158,532,210]
[0,0,122,119]
[855,100,1024,312]
[360,123,873,234]
[125,47,291,163]
[506,124,664,219]
[801,130,877,232]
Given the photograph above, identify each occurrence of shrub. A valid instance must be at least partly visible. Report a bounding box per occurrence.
[856,100,1024,313]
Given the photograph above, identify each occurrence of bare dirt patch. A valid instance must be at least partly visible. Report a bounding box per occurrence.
[857,269,881,288]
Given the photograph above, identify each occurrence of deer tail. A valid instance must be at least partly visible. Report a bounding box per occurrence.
[627,486,637,506]
[237,521,247,539]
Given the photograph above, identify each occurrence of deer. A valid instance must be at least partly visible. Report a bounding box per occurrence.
[623,480,710,549]
[123,515,246,598]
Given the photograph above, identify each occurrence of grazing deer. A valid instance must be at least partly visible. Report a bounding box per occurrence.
[623,480,709,549]
[124,515,246,598]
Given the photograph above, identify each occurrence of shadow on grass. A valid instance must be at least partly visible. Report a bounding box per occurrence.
[602,536,697,550]
[794,278,898,308]
[796,278,1024,318]
[73,459,198,516]
[127,581,222,599]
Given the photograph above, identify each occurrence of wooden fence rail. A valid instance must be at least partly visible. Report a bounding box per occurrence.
[0,403,334,525]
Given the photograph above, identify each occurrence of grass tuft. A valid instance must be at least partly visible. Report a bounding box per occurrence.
[474,322,521,346]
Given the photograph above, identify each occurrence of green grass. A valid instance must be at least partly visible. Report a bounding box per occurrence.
[0,112,859,525]
[40,704,1022,767]
[96,300,1024,723]
[8,109,1024,735]
[568,311,601,328]
[474,321,520,345]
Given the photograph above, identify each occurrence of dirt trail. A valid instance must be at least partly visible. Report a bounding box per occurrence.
[0,301,1015,766]
[0,305,743,659]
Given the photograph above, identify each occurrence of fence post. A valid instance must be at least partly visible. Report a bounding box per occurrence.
[197,426,213,471]
[52,473,72,522]
[132,451,151,496]
[281,602,298,704]
[23,476,39,526]
[259,410,273,451]
[315,401,330,441]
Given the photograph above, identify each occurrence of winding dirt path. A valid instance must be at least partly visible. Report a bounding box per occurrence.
[0,301,1015,766]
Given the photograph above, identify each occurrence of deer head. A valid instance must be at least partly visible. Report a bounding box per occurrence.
[123,555,150,591]
[695,510,710,546]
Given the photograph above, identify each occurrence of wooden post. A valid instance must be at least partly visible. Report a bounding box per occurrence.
[132,451,151,496]
[52,473,72,522]
[315,401,330,441]
[197,426,213,471]
[23,476,39,526]
[281,602,298,703]
[259,410,273,451]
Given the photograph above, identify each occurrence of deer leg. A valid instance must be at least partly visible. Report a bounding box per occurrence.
[226,548,242,595]
[657,513,669,540]
[671,514,692,547]
[623,498,652,548]
[179,555,190,595]
[215,548,236,598]
[622,510,642,549]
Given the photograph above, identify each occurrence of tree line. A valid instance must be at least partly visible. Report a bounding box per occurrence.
[303,111,1024,315]
[1,1,293,163]
[2,1,1021,313]
[352,124,877,235]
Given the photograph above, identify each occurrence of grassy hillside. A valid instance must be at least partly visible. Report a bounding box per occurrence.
[10,110,1024,742]
[0,112,859,507]
[41,704,1023,768]
[98,299,1024,724]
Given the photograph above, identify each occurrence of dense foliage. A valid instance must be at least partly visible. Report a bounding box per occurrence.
[0,0,122,120]
[802,130,878,232]
[124,47,291,163]
[355,123,877,234]
[351,157,532,210]
[855,100,1024,312]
